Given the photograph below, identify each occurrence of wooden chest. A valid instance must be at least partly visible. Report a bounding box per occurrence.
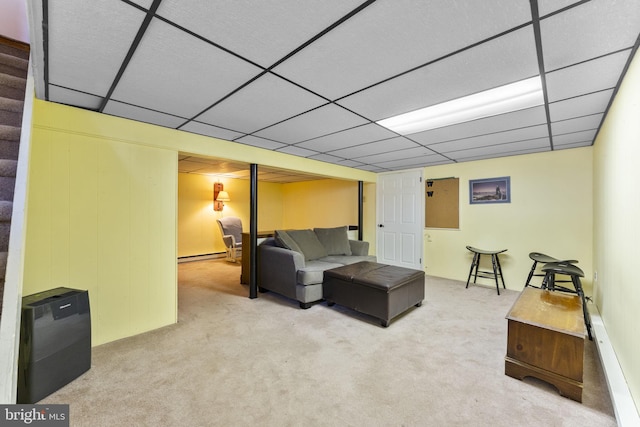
[505,287,586,402]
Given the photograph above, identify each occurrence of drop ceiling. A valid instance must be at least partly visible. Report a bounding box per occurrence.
[27,0,640,174]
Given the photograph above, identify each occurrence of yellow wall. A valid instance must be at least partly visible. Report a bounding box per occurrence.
[593,49,640,409]
[25,99,376,345]
[423,147,593,293]
[25,118,177,346]
[178,176,377,257]
[178,173,284,257]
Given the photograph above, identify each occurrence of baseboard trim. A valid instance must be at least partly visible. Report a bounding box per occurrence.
[177,253,225,263]
[589,305,640,426]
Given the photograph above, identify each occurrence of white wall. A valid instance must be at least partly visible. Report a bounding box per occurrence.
[593,48,640,415]
[0,0,30,42]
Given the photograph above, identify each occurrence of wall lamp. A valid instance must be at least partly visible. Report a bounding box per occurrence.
[213,183,231,211]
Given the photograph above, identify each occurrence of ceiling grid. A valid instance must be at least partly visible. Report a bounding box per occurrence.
[29,0,640,180]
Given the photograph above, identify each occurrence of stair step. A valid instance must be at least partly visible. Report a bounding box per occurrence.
[0,139,20,160]
[0,73,27,101]
[0,200,11,222]
[0,42,29,61]
[0,97,24,127]
[0,125,20,142]
[0,52,28,78]
[0,176,15,201]
[0,96,23,112]
[0,159,17,178]
[0,52,29,71]
[0,222,9,252]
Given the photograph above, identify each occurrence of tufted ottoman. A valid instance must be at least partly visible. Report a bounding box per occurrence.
[323,261,425,327]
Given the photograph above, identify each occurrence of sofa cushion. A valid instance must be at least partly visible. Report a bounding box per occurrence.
[274,230,303,254]
[314,226,352,256]
[319,255,377,265]
[288,229,328,261]
[297,261,344,285]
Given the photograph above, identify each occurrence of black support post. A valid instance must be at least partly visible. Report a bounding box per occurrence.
[358,181,364,241]
[249,164,258,299]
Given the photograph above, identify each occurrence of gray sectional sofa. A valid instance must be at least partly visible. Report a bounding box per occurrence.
[258,226,376,308]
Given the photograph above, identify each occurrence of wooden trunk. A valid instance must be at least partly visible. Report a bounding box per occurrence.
[505,287,586,402]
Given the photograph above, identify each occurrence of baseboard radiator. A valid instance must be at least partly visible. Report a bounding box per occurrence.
[589,305,640,426]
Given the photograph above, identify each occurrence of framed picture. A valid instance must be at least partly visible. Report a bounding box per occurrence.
[469,176,510,204]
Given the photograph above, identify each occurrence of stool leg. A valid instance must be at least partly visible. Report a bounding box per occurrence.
[466,253,479,288]
[473,253,481,284]
[491,254,500,295]
[525,260,537,288]
[572,276,593,341]
[495,254,506,292]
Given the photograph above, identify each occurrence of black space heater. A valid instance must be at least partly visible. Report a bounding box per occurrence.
[17,287,91,403]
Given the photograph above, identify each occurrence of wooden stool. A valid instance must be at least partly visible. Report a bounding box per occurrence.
[465,246,507,295]
[541,262,593,340]
[525,252,578,288]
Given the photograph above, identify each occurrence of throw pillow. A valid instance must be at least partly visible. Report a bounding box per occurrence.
[314,226,352,256]
[287,229,328,261]
[275,230,303,254]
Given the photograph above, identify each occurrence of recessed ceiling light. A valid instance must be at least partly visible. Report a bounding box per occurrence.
[377,76,544,135]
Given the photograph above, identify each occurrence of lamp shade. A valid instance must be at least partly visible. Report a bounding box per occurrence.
[216,191,230,202]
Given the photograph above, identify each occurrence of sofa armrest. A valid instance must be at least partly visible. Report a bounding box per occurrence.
[258,244,306,300]
[349,240,369,256]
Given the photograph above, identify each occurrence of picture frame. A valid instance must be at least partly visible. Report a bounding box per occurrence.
[469,176,510,204]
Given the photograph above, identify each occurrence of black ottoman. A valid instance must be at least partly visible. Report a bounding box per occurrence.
[323,261,425,327]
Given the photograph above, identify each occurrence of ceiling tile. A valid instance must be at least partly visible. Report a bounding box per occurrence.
[103,101,187,128]
[541,0,640,71]
[374,154,452,169]
[553,129,597,146]
[254,104,369,144]
[546,50,631,102]
[235,135,287,151]
[195,73,328,134]
[129,0,155,9]
[110,18,263,118]
[276,146,320,157]
[337,26,539,121]
[537,0,582,17]
[449,137,550,161]
[307,153,346,163]
[548,89,614,122]
[553,141,592,150]
[296,123,397,152]
[551,114,603,136]
[49,86,102,110]
[273,0,532,99]
[156,0,363,67]
[48,0,146,96]
[409,106,547,146]
[328,136,419,159]
[353,146,433,164]
[431,124,550,153]
[180,121,245,141]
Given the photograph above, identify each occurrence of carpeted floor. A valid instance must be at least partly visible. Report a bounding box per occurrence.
[42,259,616,426]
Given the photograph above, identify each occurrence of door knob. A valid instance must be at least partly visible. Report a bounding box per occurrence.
[378,224,384,228]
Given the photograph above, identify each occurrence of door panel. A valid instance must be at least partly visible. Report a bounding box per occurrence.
[377,170,424,269]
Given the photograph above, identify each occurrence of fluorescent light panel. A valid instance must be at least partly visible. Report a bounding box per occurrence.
[377,76,544,135]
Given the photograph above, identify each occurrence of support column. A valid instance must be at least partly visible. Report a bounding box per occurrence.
[358,181,364,241]
[249,164,258,299]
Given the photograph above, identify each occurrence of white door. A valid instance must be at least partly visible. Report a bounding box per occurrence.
[377,170,424,269]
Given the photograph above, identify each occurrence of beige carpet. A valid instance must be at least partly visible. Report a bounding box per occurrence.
[42,259,615,426]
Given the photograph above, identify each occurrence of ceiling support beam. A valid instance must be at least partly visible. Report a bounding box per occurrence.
[249,163,258,299]
[529,0,555,150]
[98,0,164,113]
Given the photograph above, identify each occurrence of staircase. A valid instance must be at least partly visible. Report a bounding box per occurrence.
[0,37,29,317]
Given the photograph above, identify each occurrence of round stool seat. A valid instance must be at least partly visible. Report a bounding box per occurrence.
[529,252,578,264]
[466,246,507,255]
[542,262,584,277]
